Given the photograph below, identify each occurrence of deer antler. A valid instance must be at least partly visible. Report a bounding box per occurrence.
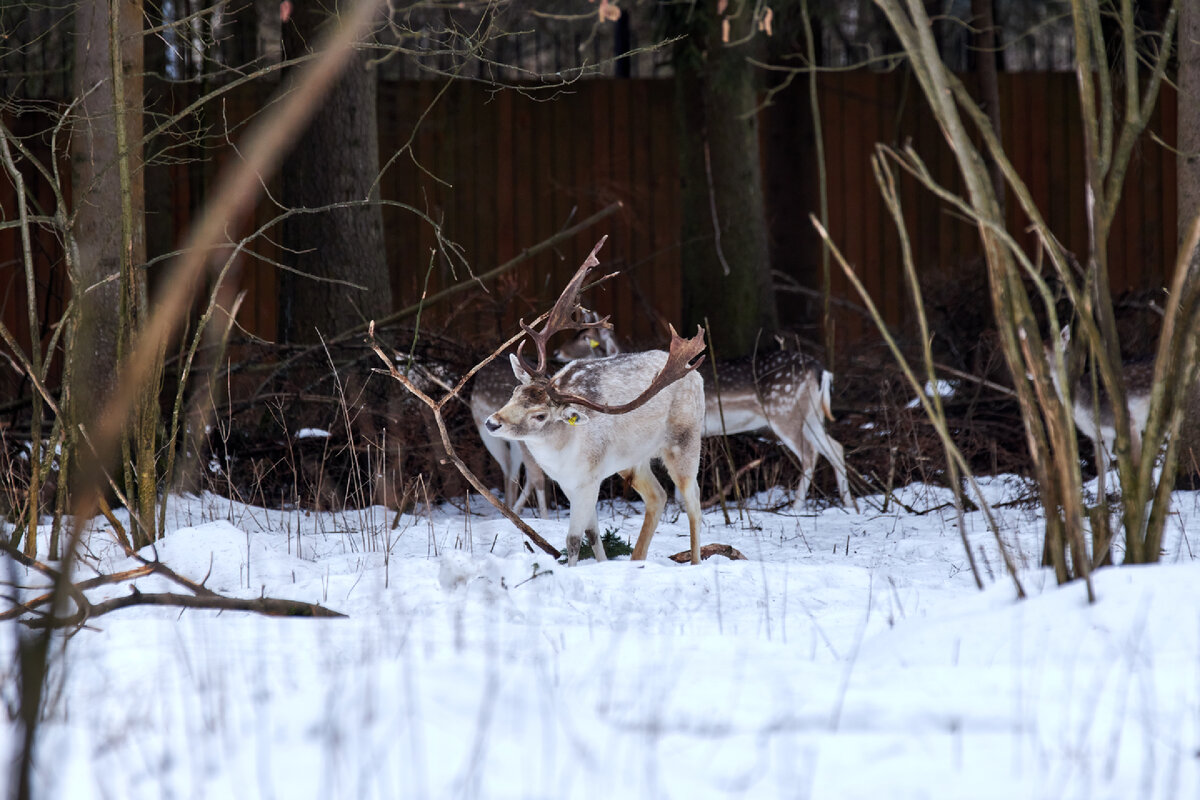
[548,324,707,415]
[516,236,615,377]
[516,236,706,415]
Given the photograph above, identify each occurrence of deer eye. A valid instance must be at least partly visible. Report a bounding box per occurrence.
[531,412,548,423]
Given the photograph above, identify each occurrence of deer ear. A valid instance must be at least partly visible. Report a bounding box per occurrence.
[599,330,620,357]
[510,353,533,385]
[559,406,590,426]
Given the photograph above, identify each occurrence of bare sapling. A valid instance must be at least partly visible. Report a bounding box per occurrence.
[556,325,855,510]
[869,0,1183,588]
[484,237,709,565]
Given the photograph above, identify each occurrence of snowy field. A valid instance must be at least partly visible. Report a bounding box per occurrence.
[4,477,1200,799]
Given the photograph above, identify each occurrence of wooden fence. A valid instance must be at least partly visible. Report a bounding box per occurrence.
[0,71,1179,393]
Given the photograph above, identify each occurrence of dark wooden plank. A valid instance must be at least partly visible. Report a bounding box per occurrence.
[858,70,891,329]
[1045,72,1069,248]
[818,73,846,343]
[895,69,922,339]
[414,80,440,311]
[495,87,516,267]
[935,74,959,298]
[1027,72,1051,263]
[1006,73,1033,258]
[471,84,499,338]
[531,85,555,301]
[549,81,575,297]
[608,80,637,341]
[913,72,941,289]
[647,80,679,329]
[570,84,603,323]
[591,79,618,331]
[392,82,422,314]
[1139,98,1164,291]
[1064,80,1088,269]
[511,89,536,332]
[1161,82,1178,285]
[627,79,655,338]
[840,72,868,342]
[451,81,475,301]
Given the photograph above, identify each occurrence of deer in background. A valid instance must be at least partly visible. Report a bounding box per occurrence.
[470,359,547,516]
[485,238,708,566]
[557,328,855,511]
[1043,325,1153,477]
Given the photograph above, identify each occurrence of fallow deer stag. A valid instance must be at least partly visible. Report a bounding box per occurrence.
[468,311,619,516]
[557,329,855,510]
[484,238,708,565]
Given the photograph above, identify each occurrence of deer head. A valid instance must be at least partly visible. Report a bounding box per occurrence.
[553,310,621,361]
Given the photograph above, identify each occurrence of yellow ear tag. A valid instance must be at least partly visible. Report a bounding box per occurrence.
[567,413,579,425]
[588,339,599,349]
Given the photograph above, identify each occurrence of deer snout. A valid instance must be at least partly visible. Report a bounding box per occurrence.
[484,416,502,433]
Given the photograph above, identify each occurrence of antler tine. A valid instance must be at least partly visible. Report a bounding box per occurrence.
[577,307,614,331]
[517,236,611,377]
[549,324,707,415]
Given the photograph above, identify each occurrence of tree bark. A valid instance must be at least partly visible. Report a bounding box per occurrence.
[1181,1,1200,253]
[280,6,390,344]
[71,0,142,429]
[72,0,149,544]
[675,0,777,359]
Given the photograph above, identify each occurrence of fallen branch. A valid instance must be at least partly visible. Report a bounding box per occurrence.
[24,591,344,629]
[0,540,347,628]
[669,543,746,563]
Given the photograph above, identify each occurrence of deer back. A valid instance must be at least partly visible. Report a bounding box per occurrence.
[679,350,824,436]
[469,358,520,422]
[492,350,704,484]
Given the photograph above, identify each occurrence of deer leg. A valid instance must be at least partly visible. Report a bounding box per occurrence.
[667,466,703,565]
[504,441,525,507]
[627,462,666,561]
[521,445,549,518]
[772,426,818,510]
[562,483,600,567]
[478,424,518,505]
[663,441,703,565]
[810,427,854,511]
[584,504,607,562]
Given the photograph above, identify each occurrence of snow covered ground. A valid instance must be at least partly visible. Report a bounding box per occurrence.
[4,478,1200,799]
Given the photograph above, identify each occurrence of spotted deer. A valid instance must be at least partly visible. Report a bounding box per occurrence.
[557,329,854,510]
[469,359,548,515]
[1043,325,1153,475]
[484,238,708,566]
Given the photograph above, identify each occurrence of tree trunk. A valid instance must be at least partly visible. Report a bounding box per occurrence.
[72,0,150,545]
[1180,1,1200,251]
[279,7,390,345]
[675,0,777,359]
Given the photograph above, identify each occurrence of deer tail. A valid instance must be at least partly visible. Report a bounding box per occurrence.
[821,370,834,422]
